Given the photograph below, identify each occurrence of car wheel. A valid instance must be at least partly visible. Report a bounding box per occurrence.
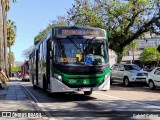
[110,78,113,85]
[149,80,155,90]
[123,77,130,87]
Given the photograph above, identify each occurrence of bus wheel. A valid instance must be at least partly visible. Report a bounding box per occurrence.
[33,85,37,89]
[84,91,92,95]
[43,75,46,92]
[47,91,52,97]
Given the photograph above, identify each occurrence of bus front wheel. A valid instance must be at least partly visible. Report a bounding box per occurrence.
[84,91,92,95]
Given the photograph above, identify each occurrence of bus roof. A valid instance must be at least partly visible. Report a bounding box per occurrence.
[34,26,107,50]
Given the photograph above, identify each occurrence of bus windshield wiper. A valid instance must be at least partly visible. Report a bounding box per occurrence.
[85,36,97,53]
[84,36,96,44]
[67,36,81,51]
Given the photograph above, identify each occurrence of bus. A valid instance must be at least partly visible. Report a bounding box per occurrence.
[21,61,30,81]
[29,26,110,95]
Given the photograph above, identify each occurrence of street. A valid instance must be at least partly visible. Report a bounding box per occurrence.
[21,81,160,120]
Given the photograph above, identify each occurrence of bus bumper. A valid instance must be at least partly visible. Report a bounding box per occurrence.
[50,75,110,93]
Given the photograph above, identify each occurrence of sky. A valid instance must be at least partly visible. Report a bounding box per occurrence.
[8,0,75,62]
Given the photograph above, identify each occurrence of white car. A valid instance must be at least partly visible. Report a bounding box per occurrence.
[146,67,160,89]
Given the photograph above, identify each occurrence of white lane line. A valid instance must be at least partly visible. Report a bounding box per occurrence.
[93,92,128,100]
[94,92,160,109]
[21,83,56,120]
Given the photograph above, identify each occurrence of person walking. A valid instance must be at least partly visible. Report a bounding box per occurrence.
[0,67,9,89]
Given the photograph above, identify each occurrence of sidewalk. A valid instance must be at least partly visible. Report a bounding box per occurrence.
[0,77,43,120]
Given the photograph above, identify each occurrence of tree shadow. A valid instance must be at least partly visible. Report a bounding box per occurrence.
[110,83,160,94]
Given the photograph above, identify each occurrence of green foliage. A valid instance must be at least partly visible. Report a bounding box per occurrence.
[34,16,67,45]
[11,65,21,73]
[129,40,138,53]
[67,0,160,63]
[7,19,16,47]
[8,51,14,65]
[139,46,160,62]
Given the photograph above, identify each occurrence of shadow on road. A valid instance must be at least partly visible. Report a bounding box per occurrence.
[24,85,97,103]
[110,83,160,93]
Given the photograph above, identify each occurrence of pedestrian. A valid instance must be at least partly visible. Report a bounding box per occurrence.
[0,67,9,89]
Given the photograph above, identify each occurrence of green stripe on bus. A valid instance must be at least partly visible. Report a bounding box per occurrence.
[52,67,110,85]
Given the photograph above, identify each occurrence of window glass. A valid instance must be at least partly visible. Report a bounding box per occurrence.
[112,65,119,71]
[124,64,141,71]
[119,65,124,71]
[154,68,160,75]
[54,38,108,66]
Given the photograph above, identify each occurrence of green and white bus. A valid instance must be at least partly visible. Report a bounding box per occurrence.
[29,26,110,95]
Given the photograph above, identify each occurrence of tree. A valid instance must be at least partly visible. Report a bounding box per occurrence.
[7,20,16,49]
[34,16,67,45]
[139,46,160,65]
[0,0,16,69]
[22,45,35,59]
[7,19,16,77]
[67,0,160,63]
[8,51,14,65]
[11,65,21,73]
[128,40,138,63]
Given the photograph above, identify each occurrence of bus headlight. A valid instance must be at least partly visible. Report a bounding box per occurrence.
[54,73,62,81]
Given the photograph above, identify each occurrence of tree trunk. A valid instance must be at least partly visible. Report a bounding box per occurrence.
[3,12,8,72]
[132,51,135,64]
[0,4,4,67]
[9,46,12,77]
[116,49,124,63]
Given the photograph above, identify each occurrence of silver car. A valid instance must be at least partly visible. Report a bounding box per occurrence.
[110,64,148,86]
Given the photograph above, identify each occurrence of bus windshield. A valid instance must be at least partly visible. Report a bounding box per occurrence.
[54,37,108,66]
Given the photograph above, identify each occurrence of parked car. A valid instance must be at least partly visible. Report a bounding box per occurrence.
[146,67,160,89]
[110,64,148,86]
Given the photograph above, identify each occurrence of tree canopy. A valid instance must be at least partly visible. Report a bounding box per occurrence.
[34,16,67,45]
[139,46,160,62]
[7,19,16,47]
[22,45,35,59]
[33,0,160,63]
[67,0,160,63]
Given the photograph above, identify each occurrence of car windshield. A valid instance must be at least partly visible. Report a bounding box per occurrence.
[54,37,108,66]
[124,65,141,71]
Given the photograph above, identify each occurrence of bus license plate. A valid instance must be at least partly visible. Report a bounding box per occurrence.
[79,88,91,91]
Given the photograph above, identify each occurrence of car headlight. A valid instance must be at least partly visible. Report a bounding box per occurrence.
[54,73,62,81]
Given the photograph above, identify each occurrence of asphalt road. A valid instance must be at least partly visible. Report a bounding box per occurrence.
[21,81,160,120]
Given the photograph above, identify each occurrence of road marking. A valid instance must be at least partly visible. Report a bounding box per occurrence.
[94,92,160,109]
[21,83,56,120]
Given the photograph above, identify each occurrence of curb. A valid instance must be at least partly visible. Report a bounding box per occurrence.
[21,84,56,120]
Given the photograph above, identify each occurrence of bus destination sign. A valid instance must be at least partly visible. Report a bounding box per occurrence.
[56,27,105,37]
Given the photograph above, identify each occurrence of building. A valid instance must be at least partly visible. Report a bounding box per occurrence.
[122,33,160,66]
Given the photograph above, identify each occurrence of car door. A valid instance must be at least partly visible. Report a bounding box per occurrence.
[110,64,119,79]
[153,68,160,87]
[118,65,125,80]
